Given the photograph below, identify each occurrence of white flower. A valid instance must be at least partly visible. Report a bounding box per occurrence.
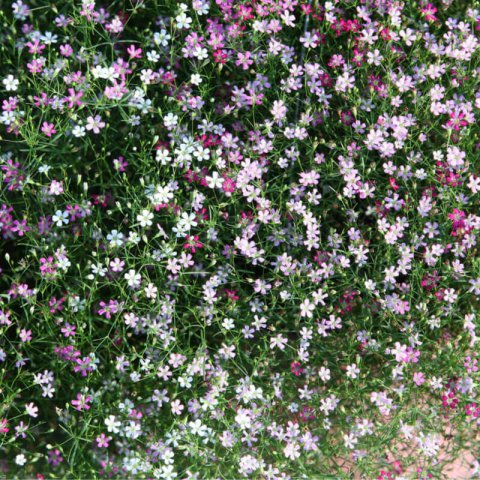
[399,421,415,440]
[270,334,288,350]
[193,46,208,60]
[283,442,301,460]
[156,465,177,480]
[72,124,86,137]
[188,419,207,436]
[155,149,171,165]
[147,50,160,63]
[0,110,16,125]
[343,433,358,449]
[128,231,141,245]
[107,229,124,247]
[40,31,58,44]
[193,145,210,162]
[446,146,465,169]
[235,409,252,429]
[178,375,192,388]
[91,263,107,277]
[42,384,55,398]
[137,209,154,227]
[153,29,171,47]
[467,175,480,194]
[335,71,355,93]
[270,99,287,122]
[177,212,197,230]
[443,288,458,303]
[194,0,210,15]
[346,363,360,379]
[15,454,27,466]
[25,402,38,417]
[222,318,235,330]
[144,283,158,299]
[140,69,155,85]
[163,113,178,129]
[105,414,121,433]
[417,433,440,458]
[153,185,173,203]
[429,376,444,390]
[190,73,202,85]
[124,269,141,288]
[91,65,118,81]
[52,210,69,227]
[175,11,192,29]
[299,298,315,318]
[318,366,331,382]
[206,171,224,189]
[125,420,142,439]
[3,74,19,91]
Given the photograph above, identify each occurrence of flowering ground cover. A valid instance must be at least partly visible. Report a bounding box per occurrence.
[1,0,480,478]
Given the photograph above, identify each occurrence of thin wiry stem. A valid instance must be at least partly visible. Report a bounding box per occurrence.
[295,0,313,122]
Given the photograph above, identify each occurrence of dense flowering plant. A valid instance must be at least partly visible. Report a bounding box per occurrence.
[0,0,480,478]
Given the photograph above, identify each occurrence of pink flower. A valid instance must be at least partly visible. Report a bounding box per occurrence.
[25,40,45,54]
[66,88,83,108]
[413,372,426,386]
[0,419,9,433]
[41,122,56,137]
[113,156,128,172]
[402,347,420,364]
[127,44,142,59]
[71,393,92,411]
[60,44,73,57]
[96,433,111,448]
[19,329,32,342]
[27,58,44,74]
[171,399,184,415]
[61,322,76,338]
[86,115,105,134]
[236,51,254,70]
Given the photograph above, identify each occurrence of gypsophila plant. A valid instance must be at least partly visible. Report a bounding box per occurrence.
[0,0,480,478]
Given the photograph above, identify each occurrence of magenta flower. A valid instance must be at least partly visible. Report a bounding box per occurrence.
[183,235,202,253]
[291,361,304,376]
[446,112,467,131]
[47,449,64,467]
[421,3,438,21]
[66,88,83,108]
